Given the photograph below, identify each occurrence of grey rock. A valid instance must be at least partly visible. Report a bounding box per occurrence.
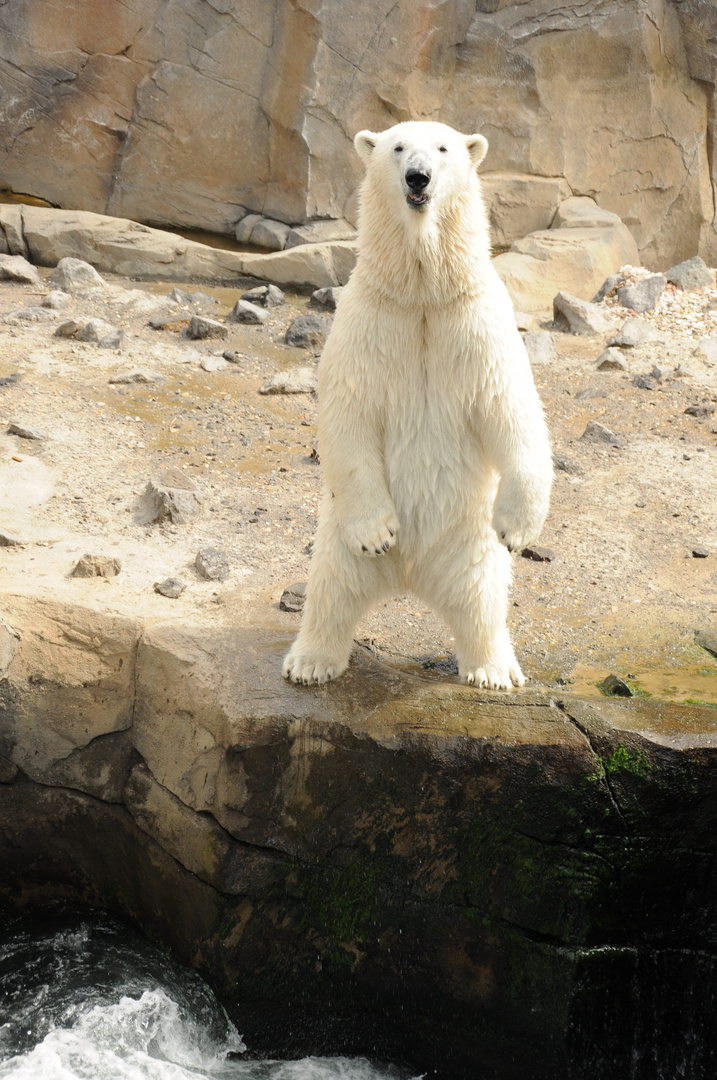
[98,328,123,349]
[684,404,715,417]
[251,218,291,251]
[5,306,55,322]
[693,337,717,366]
[696,628,717,656]
[633,374,658,390]
[187,315,228,340]
[234,213,263,243]
[71,553,122,578]
[50,256,105,291]
[574,387,607,400]
[241,284,285,308]
[222,350,245,364]
[592,272,624,303]
[674,363,697,378]
[227,299,268,325]
[138,468,203,525]
[109,369,164,384]
[168,288,216,307]
[597,347,628,371]
[552,196,623,230]
[259,367,318,395]
[665,255,714,291]
[608,317,661,348]
[692,547,709,559]
[0,373,21,387]
[75,319,117,343]
[195,547,230,581]
[581,420,623,446]
[617,275,666,313]
[599,673,633,697]
[0,253,42,286]
[520,546,555,562]
[552,453,583,475]
[523,329,557,365]
[154,577,186,599]
[285,220,356,248]
[42,290,70,310]
[553,291,620,336]
[200,355,230,372]
[0,527,22,546]
[280,582,307,612]
[7,422,46,440]
[309,286,343,312]
[651,364,669,382]
[285,313,328,349]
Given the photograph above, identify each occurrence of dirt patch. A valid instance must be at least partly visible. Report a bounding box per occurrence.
[0,271,715,706]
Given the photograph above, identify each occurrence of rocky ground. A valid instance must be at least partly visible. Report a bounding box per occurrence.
[0,264,716,706]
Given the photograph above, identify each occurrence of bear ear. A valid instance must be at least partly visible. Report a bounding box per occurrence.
[354,130,378,162]
[465,134,488,168]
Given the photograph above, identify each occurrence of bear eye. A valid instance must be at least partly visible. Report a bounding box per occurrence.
[394,144,403,153]
[439,146,447,153]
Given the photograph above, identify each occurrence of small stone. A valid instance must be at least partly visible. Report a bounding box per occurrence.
[98,328,123,350]
[154,577,186,598]
[241,284,285,308]
[167,287,216,307]
[592,272,624,303]
[75,319,116,343]
[227,299,268,325]
[71,553,122,578]
[633,374,658,390]
[200,355,230,372]
[109,369,163,384]
[598,673,633,697]
[581,420,623,446]
[222,350,245,364]
[692,548,709,559]
[597,347,628,371]
[553,292,620,336]
[0,528,22,546]
[50,257,105,292]
[674,364,697,378]
[280,582,307,612]
[684,404,715,417]
[650,364,668,382]
[617,275,666,313]
[258,368,317,395]
[693,337,717,366]
[552,453,582,475]
[42,290,70,310]
[187,315,228,340]
[7,422,46,440]
[574,387,606,399]
[520,546,555,562]
[695,629,717,656]
[608,317,660,348]
[0,253,42,286]
[523,330,557,365]
[285,313,328,350]
[6,306,56,322]
[665,255,714,292]
[0,373,21,387]
[309,286,343,312]
[148,313,190,332]
[138,468,203,525]
[195,547,230,581]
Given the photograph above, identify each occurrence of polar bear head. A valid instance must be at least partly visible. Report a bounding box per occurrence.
[353,121,488,217]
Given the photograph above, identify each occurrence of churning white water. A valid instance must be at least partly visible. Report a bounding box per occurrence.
[0,911,412,1080]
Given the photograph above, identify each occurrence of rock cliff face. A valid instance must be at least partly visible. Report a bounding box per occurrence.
[2,595,717,1078]
[0,0,716,267]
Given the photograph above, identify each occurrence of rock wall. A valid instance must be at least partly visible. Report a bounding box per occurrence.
[0,0,716,267]
[2,595,717,1077]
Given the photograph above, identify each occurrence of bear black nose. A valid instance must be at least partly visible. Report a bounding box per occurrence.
[405,167,431,192]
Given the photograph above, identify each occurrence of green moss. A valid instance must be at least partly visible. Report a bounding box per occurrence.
[296,853,383,942]
[603,744,651,779]
[683,698,717,709]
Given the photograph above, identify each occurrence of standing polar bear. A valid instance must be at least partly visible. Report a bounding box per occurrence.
[283,121,552,689]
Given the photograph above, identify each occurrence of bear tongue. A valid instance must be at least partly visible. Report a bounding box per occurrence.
[407,193,429,208]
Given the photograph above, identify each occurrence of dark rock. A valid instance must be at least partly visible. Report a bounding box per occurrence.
[521,545,555,562]
[227,299,268,324]
[599,673,633,697]
[617,275,666,313]
[285,313,328,350]
[71,553,122,578]
[665,255,714,292]
[55,319,81,338]
[695,629,717,656]
[0,373,21,387]
[280,582,307,612]
[187,315,229,340]
[0,756,18,783]
[692,548,709,559]
[592,272,624,303]
[597,347,628,371]
[222,350,244,364]
[581,420,623,446]
[50,256,105,292]
[684,404,715,417]
[195,547,230,581]
[109,369,164,384]
[309,286,342,312]
[241,284,285,308]
[633,374,658,390]
[154,577,186,598]
[651,364,668,382]
[7,422,46,440]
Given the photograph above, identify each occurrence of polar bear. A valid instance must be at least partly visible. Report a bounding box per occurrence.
[283,121,552,689]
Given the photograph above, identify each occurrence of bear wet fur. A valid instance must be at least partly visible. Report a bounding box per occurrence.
[283,121,553,689]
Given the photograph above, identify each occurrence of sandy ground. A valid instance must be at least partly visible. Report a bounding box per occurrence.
[0,268,716,706]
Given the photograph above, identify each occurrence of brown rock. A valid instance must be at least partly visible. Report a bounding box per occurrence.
[71,553,122,578]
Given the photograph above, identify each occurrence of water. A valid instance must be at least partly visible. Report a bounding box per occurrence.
[0,910,411,1080]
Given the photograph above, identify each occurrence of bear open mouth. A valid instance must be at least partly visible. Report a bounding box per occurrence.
[406,193,429,209]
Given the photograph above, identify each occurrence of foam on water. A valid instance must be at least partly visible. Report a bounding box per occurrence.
[0,912,411,1080]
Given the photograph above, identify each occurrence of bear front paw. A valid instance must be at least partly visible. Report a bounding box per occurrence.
[341,509,400,557]
[463,661,525,690]
[282,647,348,685]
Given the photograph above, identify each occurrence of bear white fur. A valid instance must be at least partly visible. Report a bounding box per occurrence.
[283,121,552,689]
